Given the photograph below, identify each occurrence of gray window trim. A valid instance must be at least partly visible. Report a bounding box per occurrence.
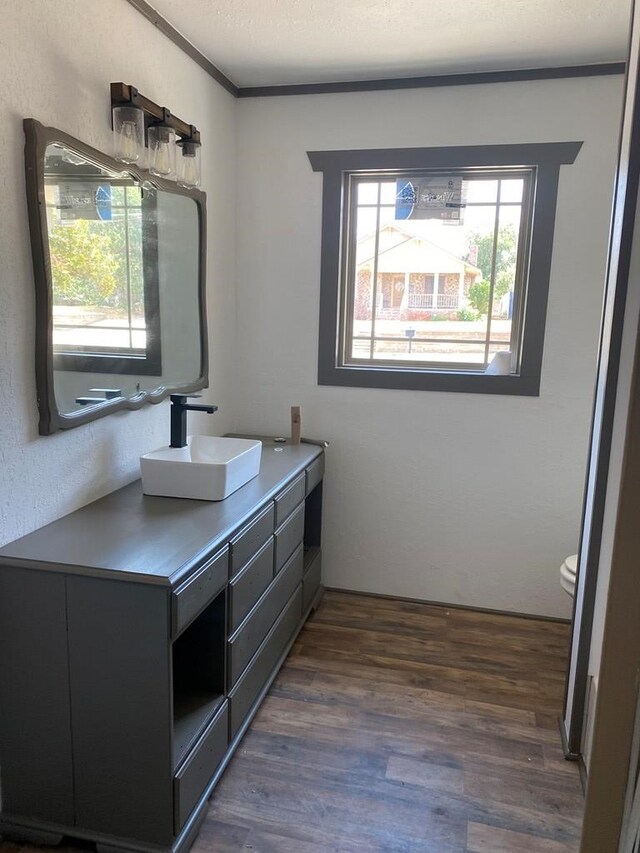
[308,142,583,396]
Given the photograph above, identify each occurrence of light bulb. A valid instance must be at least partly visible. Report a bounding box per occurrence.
[120,122,138,162]
[113,106,144,164]
[148,125,176,178]
[180,155,197,187]
[177,141,201,188]
[155,145,170,173]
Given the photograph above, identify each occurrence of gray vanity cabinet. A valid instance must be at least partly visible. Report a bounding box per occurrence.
[0,441,324,853]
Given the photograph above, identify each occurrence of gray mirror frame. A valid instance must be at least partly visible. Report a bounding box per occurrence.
[23,118,209,435]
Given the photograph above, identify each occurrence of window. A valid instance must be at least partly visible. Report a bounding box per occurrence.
[45,149,162,376]
[308,143,582,395]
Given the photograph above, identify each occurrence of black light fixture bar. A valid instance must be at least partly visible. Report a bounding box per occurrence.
[110,82,200,144]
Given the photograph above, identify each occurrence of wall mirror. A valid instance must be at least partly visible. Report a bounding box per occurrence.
[24,119,208,434]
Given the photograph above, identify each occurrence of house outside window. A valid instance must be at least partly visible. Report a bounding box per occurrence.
[357,231,480,317]
[308,143,582,396]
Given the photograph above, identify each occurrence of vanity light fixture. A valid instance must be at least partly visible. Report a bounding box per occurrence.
[111,83,201,184]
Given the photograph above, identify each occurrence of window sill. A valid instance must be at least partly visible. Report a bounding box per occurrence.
[318,364,540,395]
[53,351,162,376]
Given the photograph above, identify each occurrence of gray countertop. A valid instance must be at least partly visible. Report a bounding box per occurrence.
[0,440,322,586]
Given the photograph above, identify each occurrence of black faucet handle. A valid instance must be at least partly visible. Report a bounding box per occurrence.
[170,393,202,404]
[169,395,217,448]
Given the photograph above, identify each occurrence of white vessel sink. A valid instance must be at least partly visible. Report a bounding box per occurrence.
[140,435,262,501]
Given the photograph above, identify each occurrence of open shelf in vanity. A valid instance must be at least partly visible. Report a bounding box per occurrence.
[0,440,324,853]
[172,583,226,768]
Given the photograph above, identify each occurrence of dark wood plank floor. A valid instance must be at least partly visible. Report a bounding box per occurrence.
[199,591,583,852]
[0,590,583,853]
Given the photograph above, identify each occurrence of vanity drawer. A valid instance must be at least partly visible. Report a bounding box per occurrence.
[172,546,229,637]
[228,537,274,634]
[274,502,305,574]
[229,586,302,740]
[274,472,305,527]
[230,503,275,578]
[173,700,228,832]
[302,550,322,613]
[228,542,304,687]
[305,455,324,495]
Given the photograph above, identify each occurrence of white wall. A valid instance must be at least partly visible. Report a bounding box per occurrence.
[233,77,623,617]
[0,1,236,546]
[0,4,624,619]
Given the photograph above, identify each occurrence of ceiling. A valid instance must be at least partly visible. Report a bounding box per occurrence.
[144,0,631,89]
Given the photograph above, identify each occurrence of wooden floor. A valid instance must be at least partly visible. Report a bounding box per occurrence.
[199,591,583,852]
[0,591,583,853]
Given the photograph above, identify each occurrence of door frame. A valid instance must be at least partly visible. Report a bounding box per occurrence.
[563,0,640,759]
[579,202,640,850]
[564,0,640,846]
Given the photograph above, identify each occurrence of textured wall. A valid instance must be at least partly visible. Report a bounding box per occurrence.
[0,2,236,545]
[0,4,625,619]
[234,77,623,617]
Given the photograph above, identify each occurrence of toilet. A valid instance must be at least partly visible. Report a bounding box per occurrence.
[560,554,578,598]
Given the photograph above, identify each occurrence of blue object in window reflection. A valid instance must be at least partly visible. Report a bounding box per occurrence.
[96,183,112,221]
[395,180,415,219]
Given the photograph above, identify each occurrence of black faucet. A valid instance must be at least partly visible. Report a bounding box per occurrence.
[170,394,218,448]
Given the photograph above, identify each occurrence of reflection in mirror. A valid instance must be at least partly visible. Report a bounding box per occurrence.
[24,121,207,433]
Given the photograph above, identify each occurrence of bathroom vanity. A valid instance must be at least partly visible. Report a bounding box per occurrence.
[0,440,324,853]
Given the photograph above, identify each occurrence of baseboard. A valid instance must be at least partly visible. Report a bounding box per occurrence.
[559,714,582,760]
[324,586,572,624]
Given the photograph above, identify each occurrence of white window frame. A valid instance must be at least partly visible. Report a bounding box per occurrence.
[341,168,534,375]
